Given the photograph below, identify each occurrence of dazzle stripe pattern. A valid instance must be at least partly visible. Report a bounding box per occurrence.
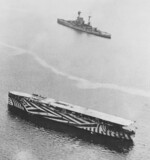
[8,91,135,140]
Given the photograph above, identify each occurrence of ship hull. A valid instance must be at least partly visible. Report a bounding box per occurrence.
[57,19,111,39]
[8,91,134,141]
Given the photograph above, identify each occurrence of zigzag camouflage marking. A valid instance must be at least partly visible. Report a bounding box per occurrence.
[8,91,135,140]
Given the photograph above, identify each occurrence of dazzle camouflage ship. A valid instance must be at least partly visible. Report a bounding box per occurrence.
[8,91,135,140]
[57,11,111,39]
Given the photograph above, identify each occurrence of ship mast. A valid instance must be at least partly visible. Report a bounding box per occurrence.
[88,16,91,26]
[78,11,81,18]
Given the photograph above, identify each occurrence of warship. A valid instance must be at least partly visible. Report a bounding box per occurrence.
[57,11,111,39]
[8,91,135,140]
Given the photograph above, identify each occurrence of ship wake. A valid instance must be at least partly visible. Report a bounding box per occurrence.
[1,41,150,98]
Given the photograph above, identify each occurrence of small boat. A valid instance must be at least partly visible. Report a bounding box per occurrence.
[8,91,135,140]
[57,11,111,39]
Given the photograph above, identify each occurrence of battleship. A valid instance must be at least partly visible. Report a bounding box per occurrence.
[8,91,135,140]
[57,11,111,39]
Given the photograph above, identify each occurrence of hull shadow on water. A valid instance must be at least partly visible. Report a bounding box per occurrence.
[7,105,134,154]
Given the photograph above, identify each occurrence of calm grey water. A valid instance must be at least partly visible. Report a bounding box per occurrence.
[0,0,150,159]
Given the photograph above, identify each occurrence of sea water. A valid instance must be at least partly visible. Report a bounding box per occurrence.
[0,0,150,159]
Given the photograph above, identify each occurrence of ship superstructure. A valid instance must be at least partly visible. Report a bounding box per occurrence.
[57,11,111,39]
[8,91,135,140]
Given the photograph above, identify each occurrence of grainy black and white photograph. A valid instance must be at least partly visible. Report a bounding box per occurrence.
[0,0,150,159]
